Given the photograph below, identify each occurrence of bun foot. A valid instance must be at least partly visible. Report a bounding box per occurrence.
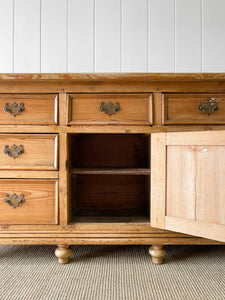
[149,245,166,264]
[55,245,73,264]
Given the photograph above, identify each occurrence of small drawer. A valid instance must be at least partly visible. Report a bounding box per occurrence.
[67,94,153,125]
[0,94,58,125]
[0,134,58,170]
[0,179,58,225]
[162,93,225,124]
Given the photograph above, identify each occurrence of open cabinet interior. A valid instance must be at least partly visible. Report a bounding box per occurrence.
[69,134,151,223]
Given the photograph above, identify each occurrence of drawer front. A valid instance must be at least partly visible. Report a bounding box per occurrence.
[163,93,225,124]
[0,179,58,225]
[0,134,58,170]
[0,94,58,124]
[68,94,153,125]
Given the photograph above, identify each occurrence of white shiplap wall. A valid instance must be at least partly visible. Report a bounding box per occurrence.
[0,0,225,73]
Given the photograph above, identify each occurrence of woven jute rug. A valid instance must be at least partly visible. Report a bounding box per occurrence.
[0,245,224,300]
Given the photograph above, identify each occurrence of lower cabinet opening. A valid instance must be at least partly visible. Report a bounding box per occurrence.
[70,174,150,223]
[69,133,151,224]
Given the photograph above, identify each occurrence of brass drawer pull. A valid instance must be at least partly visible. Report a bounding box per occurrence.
[100,101,120,116]
[198,98,218,115]
[4,193,25,208]
[4,102,25,116]
[4,144,24,159]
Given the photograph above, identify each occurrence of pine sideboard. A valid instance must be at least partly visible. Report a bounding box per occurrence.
[0,73,224,264]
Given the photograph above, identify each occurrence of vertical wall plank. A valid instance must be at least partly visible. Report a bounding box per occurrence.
[95,0,120,72]
[175,0,201,72]
[149,0,175,72]
[68,0,94,72]
[41,0,67,72]
[203,0,225,72]
[14,0,40,73]
[122,0,148,72]
[0,0,13,72]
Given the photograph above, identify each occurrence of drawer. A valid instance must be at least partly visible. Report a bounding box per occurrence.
[67,94,153,125]
[162,93,225,124]
[0,94,58,124]
[0,179,58,225]
[0,134,58,170]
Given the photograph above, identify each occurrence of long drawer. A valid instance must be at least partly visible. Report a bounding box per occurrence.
[162,93,225,124]
[0,179,58,225]
[0,94,58,125]
[0,134,58,170]
[67,94,153,125]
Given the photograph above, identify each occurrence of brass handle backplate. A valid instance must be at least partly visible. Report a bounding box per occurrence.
[198,98,218,115]
[4,144,24,159]
[4,102,25,116]
[100,101,120,116]
[4,193,25,208]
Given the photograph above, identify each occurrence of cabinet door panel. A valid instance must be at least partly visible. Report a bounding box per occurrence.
[151,130,225,242]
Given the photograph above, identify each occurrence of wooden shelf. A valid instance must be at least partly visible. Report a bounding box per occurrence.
[70,209,150,224]
[71,168,151,175]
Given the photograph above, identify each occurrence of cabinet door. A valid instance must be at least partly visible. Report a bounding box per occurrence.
[151,130,225,242]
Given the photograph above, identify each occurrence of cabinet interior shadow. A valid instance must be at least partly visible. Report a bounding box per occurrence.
[70,174,150,223]
[70,133,150,169]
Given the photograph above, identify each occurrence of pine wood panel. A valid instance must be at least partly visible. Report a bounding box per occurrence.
[166,146,196,219]
[0,134,58,170]
[151,133,166,228]
[68,94,153,125]
[0,171,58,179]
[163,93,225,124]
[0,179,58,225]
[165,217,225,243]
[154,130,225,242]
[196,146,225,225]
[1,73,225,81]
[0,94,58,124]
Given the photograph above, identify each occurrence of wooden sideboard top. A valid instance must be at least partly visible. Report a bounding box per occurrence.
[1,73,225,82]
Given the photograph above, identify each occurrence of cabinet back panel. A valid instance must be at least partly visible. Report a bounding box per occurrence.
[70,134,150,168]
[71,175,149,213]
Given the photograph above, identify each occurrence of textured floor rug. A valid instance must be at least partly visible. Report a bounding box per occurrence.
[0,245,224,300]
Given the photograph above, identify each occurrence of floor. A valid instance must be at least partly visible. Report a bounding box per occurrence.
[0,245,224,300]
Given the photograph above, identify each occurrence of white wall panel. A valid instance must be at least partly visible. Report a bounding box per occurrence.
[14,0,40,73]
[148,0,175,72]
[122,0,148,72]
[175,0,201,72]
[68,0,94,72]
[0,0,13,72]
[95,0,121,72]
[0,0,225,73]
[203,0,225,72]
[41,0,67,72]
